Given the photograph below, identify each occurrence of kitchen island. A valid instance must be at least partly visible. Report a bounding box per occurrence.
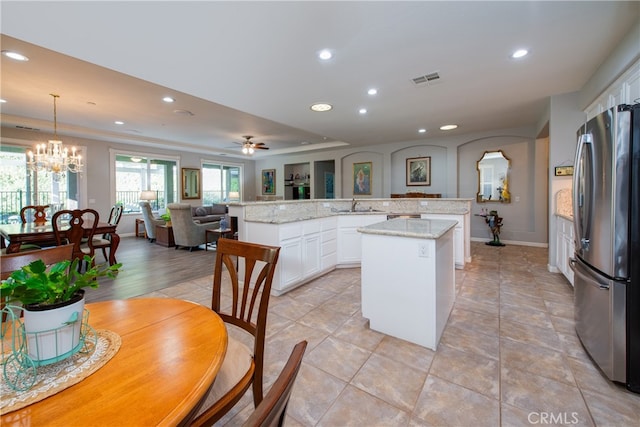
[359,218,456,349]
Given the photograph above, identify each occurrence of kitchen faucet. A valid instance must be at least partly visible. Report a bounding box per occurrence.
[351,198,359,212]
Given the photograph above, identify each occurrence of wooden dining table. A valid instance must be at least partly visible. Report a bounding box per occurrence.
[0,221,120,265]
[0,298,228,427]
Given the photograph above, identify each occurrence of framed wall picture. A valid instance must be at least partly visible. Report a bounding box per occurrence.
[262,169,276,195]
[353,162,372,195]
[181,168,201,199]
[406,157,431,186]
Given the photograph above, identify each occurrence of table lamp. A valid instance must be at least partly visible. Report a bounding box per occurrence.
[139,190,157,202]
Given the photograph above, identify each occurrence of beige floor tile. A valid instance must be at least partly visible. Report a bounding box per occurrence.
[501,368,592,424]
[374,335,436,372]
[297,305,353,334]
[500,302,555,330]
[351,353,428,412]
[446,306,500,337]
[500,318,562,350]
[430,344,500,399]
[305,336,371,382]
[332,314,385,351]
[500,338,575,385]
[413,375,500,426]
[317,385,410,427]
[287,363,347,425]
[439,323,500,360]
[581,387,640,427]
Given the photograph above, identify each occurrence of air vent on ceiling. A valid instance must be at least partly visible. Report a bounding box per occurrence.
[16,125,40,131]
[173,109,194,116]
[412,71,441,86]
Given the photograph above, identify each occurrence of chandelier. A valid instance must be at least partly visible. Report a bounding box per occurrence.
[27,94,83,176]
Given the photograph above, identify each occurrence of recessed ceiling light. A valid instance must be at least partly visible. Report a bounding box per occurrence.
[511,49,529,59]
[310,103,332,112]
[162,96,175,103]
[318,49,332,60]
[367,88,378,95]
[359,108,367,114]
[440,124,458,131]
[114,120,124,125]
[2,50,29,61]
[418,128,427,133]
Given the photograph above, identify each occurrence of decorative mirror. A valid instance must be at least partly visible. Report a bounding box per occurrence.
[182,168,201,199]
[476,150,511,203]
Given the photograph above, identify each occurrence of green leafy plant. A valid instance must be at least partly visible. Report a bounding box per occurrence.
[160,208,171,222]
[1,256,121,307]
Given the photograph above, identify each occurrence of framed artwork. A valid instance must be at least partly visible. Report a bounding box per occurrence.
[262,169,276,195]
[181,168,201,199]
[353,162,372,195]
[406,157,431,186]
[324,172,335,199]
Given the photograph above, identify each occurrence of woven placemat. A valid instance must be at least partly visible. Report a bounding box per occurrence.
[1,329,121,414]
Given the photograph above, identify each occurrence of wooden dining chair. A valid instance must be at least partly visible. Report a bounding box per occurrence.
[242,341,307,427]
[191,238,281,427]
[15,204,56,251]
[52,209,99,269]
[19,205,50,225]
[92,204,124,263]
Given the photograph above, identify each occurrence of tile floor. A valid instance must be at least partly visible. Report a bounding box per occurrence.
[139,242,640,426]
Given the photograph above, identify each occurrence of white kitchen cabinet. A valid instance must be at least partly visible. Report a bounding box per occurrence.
[337,215,387,267]
[555,215,575,286]
[321,216,338,271]
[421,213,466,269]
[242,218,327,295]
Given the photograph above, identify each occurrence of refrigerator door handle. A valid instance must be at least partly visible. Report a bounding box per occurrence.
[573,133,594,252]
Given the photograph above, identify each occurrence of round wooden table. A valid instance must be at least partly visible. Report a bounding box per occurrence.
[1,298,227,426]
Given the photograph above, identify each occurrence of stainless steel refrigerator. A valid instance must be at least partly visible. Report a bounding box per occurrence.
[572,103,639,393]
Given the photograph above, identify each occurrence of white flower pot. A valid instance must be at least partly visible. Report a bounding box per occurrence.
[23,292,85,363]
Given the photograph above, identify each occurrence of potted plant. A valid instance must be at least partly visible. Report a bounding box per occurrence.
[1,255,121,363]
[160,209,171,226]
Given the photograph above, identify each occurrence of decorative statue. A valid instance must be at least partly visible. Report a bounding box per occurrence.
[484,210,505,246]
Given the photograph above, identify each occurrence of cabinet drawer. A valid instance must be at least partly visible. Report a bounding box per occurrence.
[303,220,321,234]
[279,223,303,241]
[322,228,337,242]
[322,239,337,256]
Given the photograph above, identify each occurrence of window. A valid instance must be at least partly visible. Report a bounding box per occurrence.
[114,153,178,213]
[0,145,81,223]
[202,162,242,204]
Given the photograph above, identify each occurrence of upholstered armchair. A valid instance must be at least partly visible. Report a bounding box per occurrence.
[139,201,164,242]
[168,203,219,251]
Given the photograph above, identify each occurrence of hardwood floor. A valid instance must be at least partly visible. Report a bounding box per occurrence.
[85,236,217,303]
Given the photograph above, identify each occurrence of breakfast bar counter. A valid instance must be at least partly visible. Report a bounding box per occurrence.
[358,218,456,349]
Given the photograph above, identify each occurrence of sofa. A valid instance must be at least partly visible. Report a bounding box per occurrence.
[168,203,220,251]
[191,204,227,224]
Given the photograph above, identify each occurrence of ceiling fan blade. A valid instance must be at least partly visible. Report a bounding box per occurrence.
[253,142,266,146]
[255,145,269,150]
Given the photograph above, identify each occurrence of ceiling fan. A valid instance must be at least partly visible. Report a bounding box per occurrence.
[235,135,269,154]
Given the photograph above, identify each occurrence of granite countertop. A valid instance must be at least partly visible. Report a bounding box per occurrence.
[357,218,457,239]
